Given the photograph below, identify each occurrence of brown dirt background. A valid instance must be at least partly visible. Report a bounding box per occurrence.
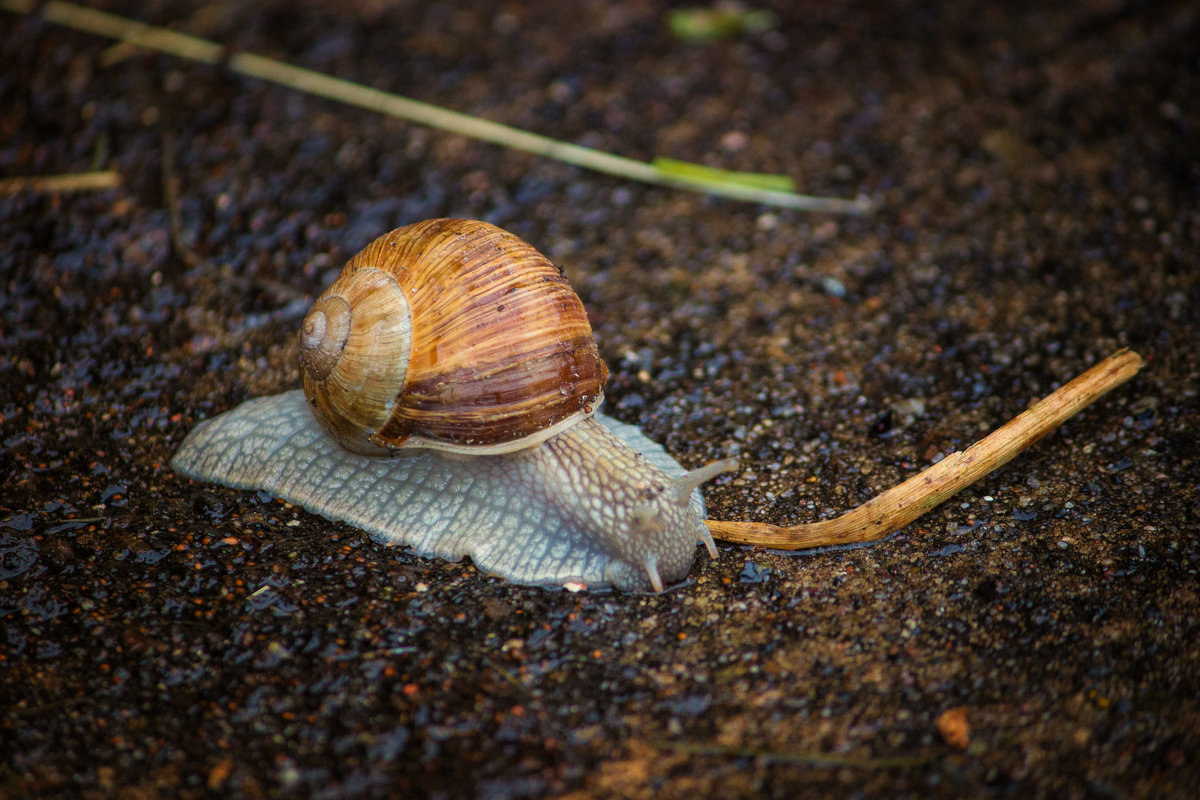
[2,1,1197,797]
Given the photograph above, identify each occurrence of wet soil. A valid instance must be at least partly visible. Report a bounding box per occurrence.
[2,0,1198,797]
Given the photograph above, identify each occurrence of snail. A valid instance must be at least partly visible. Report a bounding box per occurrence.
[172,219,737,592]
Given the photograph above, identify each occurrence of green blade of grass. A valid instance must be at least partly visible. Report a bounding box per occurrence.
[668,7,779,44]
[652,157,796,192]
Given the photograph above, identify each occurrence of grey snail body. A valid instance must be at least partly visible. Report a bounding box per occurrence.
[171,219,736,591]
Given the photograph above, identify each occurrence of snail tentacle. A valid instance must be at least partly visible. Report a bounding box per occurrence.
[643,555,664,594]
[671,458,740,507]
[670,457,738,559]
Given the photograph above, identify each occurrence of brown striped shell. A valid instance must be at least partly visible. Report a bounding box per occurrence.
[300,219,609,456]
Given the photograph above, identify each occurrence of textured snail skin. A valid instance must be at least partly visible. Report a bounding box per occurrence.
[171,390,727,591]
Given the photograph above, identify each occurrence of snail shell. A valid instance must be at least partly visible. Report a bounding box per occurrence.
[300,218,607,456]
[172,219,735,591]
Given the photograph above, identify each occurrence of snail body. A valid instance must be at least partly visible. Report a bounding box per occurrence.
[172,219,735,591]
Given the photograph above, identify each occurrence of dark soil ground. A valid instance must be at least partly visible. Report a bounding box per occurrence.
[2,1,1198,797]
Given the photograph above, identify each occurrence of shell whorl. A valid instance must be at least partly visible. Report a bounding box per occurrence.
[300,219,608,456]
[300,296,349,382]
[301,267,413,455]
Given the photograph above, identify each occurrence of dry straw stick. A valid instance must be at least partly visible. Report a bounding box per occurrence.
[708,348,1144,548]
[4,0,870,214]
[0,170,120,194]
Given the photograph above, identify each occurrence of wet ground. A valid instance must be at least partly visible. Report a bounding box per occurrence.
[2,0,1198,797]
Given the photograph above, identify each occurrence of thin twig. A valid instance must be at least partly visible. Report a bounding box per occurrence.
[0,170,121,194]
[707,349,1144,548]
[6,0,871,214]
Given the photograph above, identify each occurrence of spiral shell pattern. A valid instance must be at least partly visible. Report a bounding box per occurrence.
[300,219,608,456]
